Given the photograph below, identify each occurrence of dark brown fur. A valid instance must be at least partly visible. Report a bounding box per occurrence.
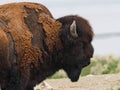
[57,15,94,81]
[0,2,94,90]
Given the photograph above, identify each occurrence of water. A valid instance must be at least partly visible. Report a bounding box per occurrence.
[0,0,120,56]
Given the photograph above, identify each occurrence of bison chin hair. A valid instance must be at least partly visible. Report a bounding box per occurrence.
[62,65,82,82]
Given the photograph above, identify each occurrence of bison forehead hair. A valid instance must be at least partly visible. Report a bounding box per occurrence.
[57,15,94,82]
[58,15,94,41]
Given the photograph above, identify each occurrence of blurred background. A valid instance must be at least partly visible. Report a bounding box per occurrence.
[0,0,120,56]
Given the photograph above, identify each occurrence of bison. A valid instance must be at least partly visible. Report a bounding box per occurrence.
[0,2,94,90]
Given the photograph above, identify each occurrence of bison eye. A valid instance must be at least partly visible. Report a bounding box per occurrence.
[79,42,84,48]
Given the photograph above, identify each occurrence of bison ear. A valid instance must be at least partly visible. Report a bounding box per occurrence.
[70,20,78,38]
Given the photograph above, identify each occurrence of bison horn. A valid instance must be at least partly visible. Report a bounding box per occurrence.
[70,20,78,38]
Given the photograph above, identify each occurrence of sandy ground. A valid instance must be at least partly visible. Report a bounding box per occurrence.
[35,74,120,90]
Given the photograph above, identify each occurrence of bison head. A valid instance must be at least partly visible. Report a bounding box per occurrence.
[57,15,94,82]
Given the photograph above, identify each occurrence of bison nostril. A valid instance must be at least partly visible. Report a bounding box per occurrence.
[90,55,93,58]
[88,52,94,58]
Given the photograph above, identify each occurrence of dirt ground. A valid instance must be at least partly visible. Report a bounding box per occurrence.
[35,74,120,90]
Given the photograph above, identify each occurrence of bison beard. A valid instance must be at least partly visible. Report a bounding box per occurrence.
[0,2,94,90]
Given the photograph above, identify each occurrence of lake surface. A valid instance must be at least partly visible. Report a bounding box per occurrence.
[1,0,120,56]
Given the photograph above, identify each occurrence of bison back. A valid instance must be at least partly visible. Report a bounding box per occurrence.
[0,2,53,75]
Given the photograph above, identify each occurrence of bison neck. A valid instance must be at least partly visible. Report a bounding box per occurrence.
[29,50,63,84]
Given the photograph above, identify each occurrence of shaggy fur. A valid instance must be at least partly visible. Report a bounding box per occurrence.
[57,15,94,81]
[0,2,94,90]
